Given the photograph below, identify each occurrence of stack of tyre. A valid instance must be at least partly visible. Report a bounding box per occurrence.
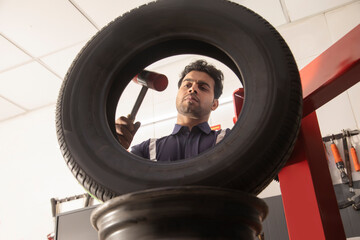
[56,0,302,239]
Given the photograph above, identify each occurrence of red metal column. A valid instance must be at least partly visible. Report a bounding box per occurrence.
[279,112,346,239]
[278,24,360,240]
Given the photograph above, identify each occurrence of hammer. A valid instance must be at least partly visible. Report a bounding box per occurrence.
[128,70,168,121]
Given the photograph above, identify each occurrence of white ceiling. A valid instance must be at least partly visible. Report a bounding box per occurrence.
[0,0,158,121]
[0,0,357,122]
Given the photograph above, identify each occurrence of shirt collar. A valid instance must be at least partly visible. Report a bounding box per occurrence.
[171,122,212,135]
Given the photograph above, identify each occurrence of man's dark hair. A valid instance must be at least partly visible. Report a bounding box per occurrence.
[178,60,224,99]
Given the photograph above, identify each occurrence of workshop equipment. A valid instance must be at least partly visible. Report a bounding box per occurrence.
[343,130,360,211]
[339,187,360,210]
[351,147,360,171]
[50,193,94,238]
[129,70,168,121]
[330,140,349,183]
[342,130,353,187]
[322,130,359,183]
[50,193,92,218]
[348,130,360,172]
[91,186,268,240]
[349,188,360,210]
[338,187,360,210]
[323,130,360,210]
[232,88,244,124]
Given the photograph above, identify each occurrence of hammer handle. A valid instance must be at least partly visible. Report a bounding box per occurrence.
[128,86,148,121]
[342,135,353,187]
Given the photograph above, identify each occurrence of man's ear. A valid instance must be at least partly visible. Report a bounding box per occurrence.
[211,99,219,111]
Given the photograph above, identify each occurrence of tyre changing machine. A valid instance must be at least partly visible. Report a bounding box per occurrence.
[53,25,360,240]
[278,24,360,240]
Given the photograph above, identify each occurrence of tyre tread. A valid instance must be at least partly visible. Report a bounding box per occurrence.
[55,0,303,200]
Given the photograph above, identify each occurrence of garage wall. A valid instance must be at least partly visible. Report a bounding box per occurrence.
[0,1,359,239]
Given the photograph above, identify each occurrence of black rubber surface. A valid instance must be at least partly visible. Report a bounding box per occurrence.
[56,0,302,201]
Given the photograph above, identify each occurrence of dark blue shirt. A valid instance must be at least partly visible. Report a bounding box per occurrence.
[131,122,230,162]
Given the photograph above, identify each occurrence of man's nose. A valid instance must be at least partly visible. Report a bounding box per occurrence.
[188,84,198,94]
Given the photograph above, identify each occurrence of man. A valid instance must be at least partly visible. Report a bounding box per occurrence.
[115,60,229,161]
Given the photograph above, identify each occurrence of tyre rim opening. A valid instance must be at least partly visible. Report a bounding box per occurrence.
[114,53,244,163]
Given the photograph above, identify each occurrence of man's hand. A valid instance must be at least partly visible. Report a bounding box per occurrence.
[115,116,141,149]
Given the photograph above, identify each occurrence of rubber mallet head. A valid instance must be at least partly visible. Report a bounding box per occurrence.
[129,70,168,121]
[132,70,168,92]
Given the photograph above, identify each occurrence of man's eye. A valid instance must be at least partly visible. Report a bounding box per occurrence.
[199,86,207,91]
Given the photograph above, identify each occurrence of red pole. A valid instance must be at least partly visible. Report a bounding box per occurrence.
[279,112,346,239]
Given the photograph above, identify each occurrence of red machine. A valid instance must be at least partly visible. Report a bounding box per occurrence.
[232,88,244,124]
[232,24,360,239]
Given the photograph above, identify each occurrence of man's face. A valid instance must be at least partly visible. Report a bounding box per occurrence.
[176,71,219,119]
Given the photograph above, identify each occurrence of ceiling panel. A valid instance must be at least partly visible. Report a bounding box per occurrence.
[325,1,360,42]
[0,35,31,72]
[71,0,155,29]
[235,0,288,26]
[0,61,62,110]
[74,0,287,29]
[40,41,87,78]
[284,0,354,21]
[277,14,332,62]
[0,97,26,121]
[0,0,97,57]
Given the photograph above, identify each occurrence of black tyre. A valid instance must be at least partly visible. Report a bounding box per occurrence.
[56,0,302,202]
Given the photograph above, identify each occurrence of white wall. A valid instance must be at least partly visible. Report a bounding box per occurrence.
[0,1,359,239]
[0,105,86,239]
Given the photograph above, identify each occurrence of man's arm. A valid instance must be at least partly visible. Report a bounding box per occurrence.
[130,139,150,159]
[115,116,141,149]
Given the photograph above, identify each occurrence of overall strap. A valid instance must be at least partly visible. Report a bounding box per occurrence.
[149,138,157,161]
[216,129,227,144]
